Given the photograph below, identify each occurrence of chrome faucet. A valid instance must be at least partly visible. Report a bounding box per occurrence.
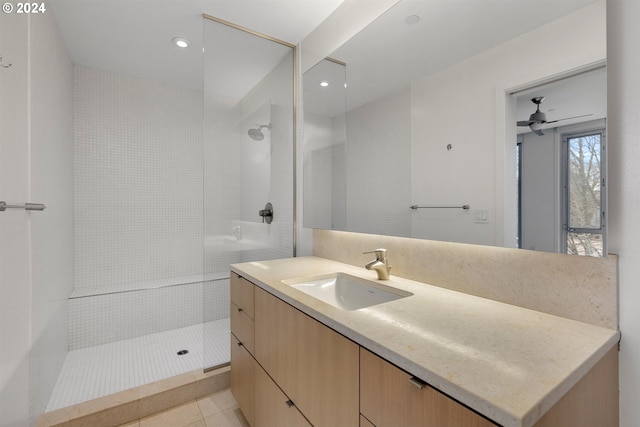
[363,248,391,280]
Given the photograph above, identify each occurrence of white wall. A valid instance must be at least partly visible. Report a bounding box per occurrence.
[28,10,75,422]
[69,66,217,348]
[410,1,606,246]
[607,1,640,425]
[71,65,234,349]
[0,10,74,426]
[301,55,348,232]
[0,11,31,427]
[230,50,295,262]
[203,88,244,272]
[74,66,204,289]
[303,113,337,229]
[298,0,400,255]
[302,83,412,238]
[519,130,559,252]
[346,86,412,237]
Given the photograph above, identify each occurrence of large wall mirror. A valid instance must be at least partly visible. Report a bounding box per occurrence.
[302,0,607,255]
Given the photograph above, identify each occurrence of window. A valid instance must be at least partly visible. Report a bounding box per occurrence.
[562,129,606,257]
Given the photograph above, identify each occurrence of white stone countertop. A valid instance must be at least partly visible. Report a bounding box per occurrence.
[230,256,620,427]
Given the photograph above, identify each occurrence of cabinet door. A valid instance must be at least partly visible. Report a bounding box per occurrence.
[360,348,496,427]
[360,347,425,426]
[255,363,311,427]
[255,286,359,427]
[231,333,255,427]
[360,415,376,427]
[533,345,618,427]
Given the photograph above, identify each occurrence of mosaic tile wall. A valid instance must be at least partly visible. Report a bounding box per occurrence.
[73,66,204,289]
[71,67,215,349]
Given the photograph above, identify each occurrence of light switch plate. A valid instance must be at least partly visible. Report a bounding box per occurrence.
[474,209,489,224]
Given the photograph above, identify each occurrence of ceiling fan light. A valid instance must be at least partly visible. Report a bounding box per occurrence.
[530,122,543,131]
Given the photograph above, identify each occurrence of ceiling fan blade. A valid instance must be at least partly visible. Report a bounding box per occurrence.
[545,113,593,125]
[532,128,545,136]
[517,120,534,126]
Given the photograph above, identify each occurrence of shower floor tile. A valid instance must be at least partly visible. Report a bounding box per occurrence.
[46,318,230,412]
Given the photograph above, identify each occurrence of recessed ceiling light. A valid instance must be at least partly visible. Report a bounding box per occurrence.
[320,81,329,87]
[405,15,420,25]
[172,37,190,48]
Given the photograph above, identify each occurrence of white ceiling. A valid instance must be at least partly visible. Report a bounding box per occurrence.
[50,0,604,120]
[49,0,345,91]
[304,0,601,116]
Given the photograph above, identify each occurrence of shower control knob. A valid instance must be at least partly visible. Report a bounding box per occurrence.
[258,202,273,224]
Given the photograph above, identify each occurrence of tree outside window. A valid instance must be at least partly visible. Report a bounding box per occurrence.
[565,132,605,257]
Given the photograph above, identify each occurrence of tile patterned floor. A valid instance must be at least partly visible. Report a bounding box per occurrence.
[47,319,230,411]
[118,389,249,427]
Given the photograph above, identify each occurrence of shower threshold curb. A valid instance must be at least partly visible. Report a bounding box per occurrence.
[36,364,230,427]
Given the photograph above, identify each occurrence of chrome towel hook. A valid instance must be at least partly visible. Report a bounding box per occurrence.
[0,55,12,69]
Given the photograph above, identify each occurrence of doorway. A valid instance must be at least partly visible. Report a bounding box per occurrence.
[514,67,606,255]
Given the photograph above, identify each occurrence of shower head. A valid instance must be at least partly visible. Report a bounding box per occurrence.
[248,124,271,141]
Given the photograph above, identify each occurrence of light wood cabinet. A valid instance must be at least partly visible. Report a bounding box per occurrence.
[255,362,312,427]
[360,415,376,427]
[230,272,255,354]
[231,272,254,318]
[360,348,496,427]
[360,345,618,427]
[230,271,618,427]
[230,272,257,427]
[254,286,360,427]
[533,345,618,427]
[231,333,255,427]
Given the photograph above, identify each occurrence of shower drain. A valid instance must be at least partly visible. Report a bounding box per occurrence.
[177,349,189,356]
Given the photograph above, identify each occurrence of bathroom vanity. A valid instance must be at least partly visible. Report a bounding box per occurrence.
[230,256,619,427]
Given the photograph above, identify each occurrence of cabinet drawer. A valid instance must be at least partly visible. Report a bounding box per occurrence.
[360,415,376,427]
[360,348,496,427]
[255,362,311,427]
[360,348,423,426]
[231,302,255,355]
[255,286,359,427]
[230,272,255,319]
[231,333,255,427]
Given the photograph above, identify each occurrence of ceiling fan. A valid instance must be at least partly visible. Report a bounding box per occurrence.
[517,96,592,136]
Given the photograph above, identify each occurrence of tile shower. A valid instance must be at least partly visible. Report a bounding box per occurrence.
[45,16,294,412]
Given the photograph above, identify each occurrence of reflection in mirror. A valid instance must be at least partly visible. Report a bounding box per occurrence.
[515,68,607,256]
[302,0,606,255]
[303,58,347,230]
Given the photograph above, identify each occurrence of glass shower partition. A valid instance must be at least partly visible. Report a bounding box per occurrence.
[201,16,295,370]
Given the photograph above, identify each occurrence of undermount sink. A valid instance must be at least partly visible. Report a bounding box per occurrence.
[282,272,413,311]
